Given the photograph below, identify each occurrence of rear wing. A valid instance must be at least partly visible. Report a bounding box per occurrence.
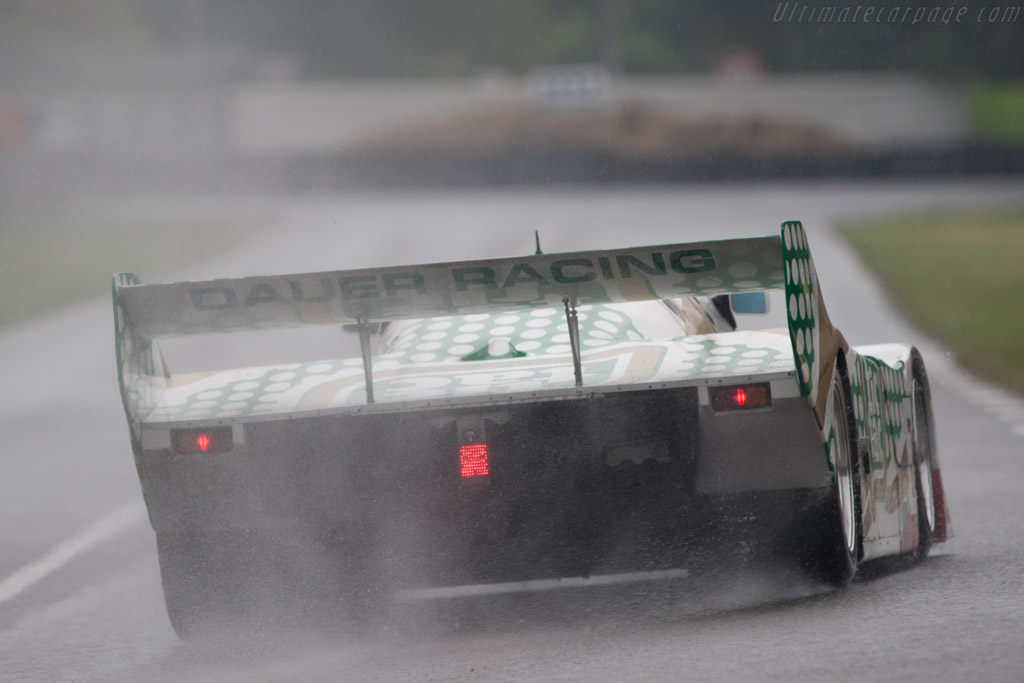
[116,236,784,340]
[113,223,840,449]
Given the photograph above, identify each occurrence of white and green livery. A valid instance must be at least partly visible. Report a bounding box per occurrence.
[114,221,951,638]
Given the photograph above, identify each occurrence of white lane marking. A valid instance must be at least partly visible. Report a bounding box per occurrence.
[395,568,689,602]
[0,503,146,607]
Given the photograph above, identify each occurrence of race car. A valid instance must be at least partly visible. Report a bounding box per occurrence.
[113,221,951,637]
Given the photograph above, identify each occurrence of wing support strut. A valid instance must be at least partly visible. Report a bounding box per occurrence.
[563,297,583,387]
[357,313,375,404]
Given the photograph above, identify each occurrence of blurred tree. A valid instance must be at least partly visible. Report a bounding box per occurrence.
[2,0,1020,83]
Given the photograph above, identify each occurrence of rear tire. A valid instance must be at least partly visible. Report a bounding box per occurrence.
[803,368,862,587]
[911,360,937,560]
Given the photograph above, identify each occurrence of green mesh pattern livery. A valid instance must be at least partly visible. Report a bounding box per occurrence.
[849,352,908,489]
[846,345,917,546]
[381,305,645,362]
[144,318,796,425]
[781,221,818,399]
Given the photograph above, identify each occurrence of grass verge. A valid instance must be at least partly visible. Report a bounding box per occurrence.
[839,209,1024,393]
[0,215,264,330]
[970,84,1024,143]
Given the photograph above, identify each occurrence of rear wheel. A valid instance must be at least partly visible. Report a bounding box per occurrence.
[803,369,862,586]
[911,361,937,560]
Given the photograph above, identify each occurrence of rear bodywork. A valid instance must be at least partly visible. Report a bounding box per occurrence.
[114,221,950,595]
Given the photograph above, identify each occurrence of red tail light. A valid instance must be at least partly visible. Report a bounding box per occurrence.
[711,383,771,412]
[172,427,233,454]
[460,443,490,477]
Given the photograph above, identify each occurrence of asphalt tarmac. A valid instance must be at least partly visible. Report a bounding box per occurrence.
[2,180,1023,682]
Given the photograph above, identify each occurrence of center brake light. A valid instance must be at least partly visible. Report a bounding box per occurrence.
[711,383,772,412]
[460,443,490,477]
[457,419,489,478]
[171,427,233,454]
